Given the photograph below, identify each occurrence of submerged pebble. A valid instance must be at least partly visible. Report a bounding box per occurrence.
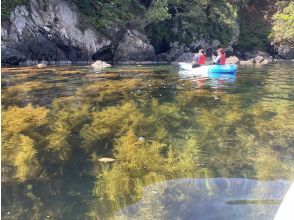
[98,158,115,162]
[36,63,46,68]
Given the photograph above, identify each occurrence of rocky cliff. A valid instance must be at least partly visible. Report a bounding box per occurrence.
[1,0,113,65]
[1,0,293,66]
[0,0,236,65]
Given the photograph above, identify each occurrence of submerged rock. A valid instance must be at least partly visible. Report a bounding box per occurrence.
[139,137,145,141]
[98,158,115,162]
[36,63,47,68]
[91,60,111,71]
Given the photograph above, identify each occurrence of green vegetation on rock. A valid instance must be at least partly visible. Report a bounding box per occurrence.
[238,10,271,50]
[2,0,292,51]
[271,1,294,44]
[1,0,29,20]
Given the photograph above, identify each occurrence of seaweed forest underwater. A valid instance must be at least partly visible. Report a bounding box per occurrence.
[2,63,294,219]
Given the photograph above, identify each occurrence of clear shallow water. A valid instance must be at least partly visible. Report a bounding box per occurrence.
[1,63,294,219]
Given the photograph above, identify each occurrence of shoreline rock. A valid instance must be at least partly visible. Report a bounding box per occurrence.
[114,29,155,62]
[35,63,47,68]
[275,44,294,60]
[226,56,240,65]
[1,46,26,65]
[239,52,275,65]
[91,60,111,71]
[116,61,168,65]
[2,51,293,68]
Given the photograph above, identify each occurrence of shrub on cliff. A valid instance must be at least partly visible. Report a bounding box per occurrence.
[1,0,30,20]
[271,1,294,44]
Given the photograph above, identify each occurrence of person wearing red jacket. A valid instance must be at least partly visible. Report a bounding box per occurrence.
[212,48,226,65]
[192,49,206,68]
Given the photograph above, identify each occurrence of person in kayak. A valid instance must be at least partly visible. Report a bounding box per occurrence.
[192,49,206,68]
[212,48,226,65]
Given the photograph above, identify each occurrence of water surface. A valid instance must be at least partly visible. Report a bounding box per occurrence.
[2,63,294,219]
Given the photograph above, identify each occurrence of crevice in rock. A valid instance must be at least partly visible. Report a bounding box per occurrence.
[92,45,115,62]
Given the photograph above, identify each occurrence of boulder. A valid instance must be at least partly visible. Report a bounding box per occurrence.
[276,44,294,60]
[267,56,274,62]
[226,56,240,64]
[260,59,269,65]
[239,57,271,65]
[1,46,26,65]
[175,53,194,62]
[255,55,264,63]
[163,42,189,62]
[114,30,155,62]
[91,60,111,71]
[36,63,47,68]
[244,52,255,60]
[98,158,115,162]
[240,60,254,65]
[225,46,234,57]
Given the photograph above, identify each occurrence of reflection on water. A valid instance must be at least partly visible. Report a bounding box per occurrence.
[116,178,290,220]
[178,71,236,90]
[1,63,294,219]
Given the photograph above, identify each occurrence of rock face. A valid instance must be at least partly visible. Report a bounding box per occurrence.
[255,55,265,63]
[1,46,26,65]
[114,30,155,62]
[156,40,221,62]
[1,0,110,65]
[175,52,194,62]
[276,44,294,60]
[92,45,115,62]
[162,42,190,62]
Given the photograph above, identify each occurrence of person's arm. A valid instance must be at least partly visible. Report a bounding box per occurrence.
[213,55,221,64]
[212,55,216,62]
[212,55,217,63]
[193,54,200,62]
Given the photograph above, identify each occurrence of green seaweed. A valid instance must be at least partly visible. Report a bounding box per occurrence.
[2,104,48,181]
[2,64,294,219]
